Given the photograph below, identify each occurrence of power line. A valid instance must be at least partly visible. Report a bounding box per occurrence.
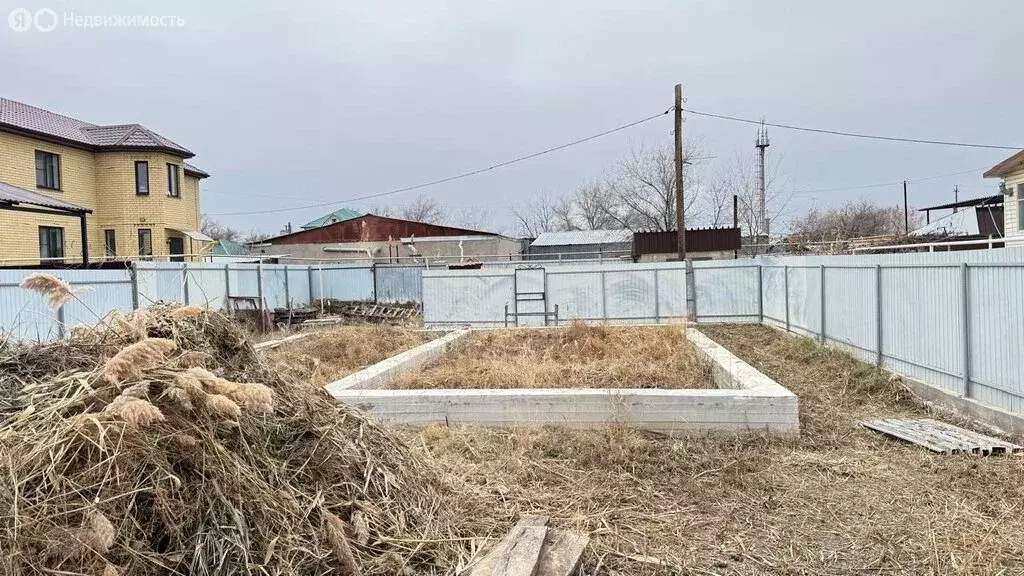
[683,108,1023,151]
[791,166,991,197]
[208,109,672,217]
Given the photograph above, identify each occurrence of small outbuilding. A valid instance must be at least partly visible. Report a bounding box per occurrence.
[526,230,633,261]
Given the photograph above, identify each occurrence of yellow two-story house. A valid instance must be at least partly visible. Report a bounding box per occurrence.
[0,97,210,265]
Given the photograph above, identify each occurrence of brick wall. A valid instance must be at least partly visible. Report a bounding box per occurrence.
[0,131,203,264]
[0,131,99,264]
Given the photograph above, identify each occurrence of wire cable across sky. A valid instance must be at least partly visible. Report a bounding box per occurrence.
[208,108,672,217]
[682,108,1023,151]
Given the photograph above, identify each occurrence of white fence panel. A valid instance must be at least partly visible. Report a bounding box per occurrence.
[423,270,514,326]
[969,264,1024,413]
[310,266,374,301]
[546,270,604,321]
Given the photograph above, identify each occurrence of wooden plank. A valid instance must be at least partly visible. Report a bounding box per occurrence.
[535,529,589,576]
[861,418,1023,455]
[492,526,547,576]
[466,516,549,576]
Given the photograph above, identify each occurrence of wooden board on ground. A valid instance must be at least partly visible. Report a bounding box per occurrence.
[861,418,1024,455]
[466,516,549,576]
[535,529,589,576]
[492,526,546,576]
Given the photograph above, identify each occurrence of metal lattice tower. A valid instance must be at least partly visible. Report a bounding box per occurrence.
[755,121,770,241]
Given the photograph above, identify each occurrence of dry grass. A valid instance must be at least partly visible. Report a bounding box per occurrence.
[263,326,437,386]
[390,323,711,389]
[0,306,490,575]
[398,324,1024,575]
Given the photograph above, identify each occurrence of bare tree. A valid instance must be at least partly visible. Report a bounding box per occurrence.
[371,194,447,224]
[449,206,507,235]
[790,199,920,243]
[200,215,241,242]
[601,140,708,231]
[511,192,560,237]
[711,153,790,251]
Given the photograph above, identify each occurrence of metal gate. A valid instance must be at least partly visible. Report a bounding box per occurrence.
[505,266,559,326]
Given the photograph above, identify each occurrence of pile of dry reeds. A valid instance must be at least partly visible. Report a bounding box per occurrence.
[391,322,711,390]
[0,297,486,575]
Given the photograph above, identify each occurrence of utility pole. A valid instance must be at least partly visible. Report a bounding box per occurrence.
[674,83,686,260]
[903,181,909,235]
[755,121,770,252]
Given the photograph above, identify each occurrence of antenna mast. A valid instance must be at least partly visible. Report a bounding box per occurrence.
[755,120,771,246]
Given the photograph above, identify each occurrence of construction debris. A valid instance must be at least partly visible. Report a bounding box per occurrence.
[861,418,1024,455]
[465,516,589,576]
[314,299,421,324]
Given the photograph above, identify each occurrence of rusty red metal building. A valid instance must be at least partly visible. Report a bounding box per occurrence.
[262,214,499,245]
[633,227,742,259]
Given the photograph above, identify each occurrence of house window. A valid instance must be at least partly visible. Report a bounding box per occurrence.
[167,163,180,197]
[104,229,117,259]
[39,226,64,263]
[135,161,149,195]
[138,228,153,258]
[35,151,61,190]
[1018,197,1023,232]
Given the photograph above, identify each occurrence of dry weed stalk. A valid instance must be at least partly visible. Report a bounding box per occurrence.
[104,394,165,427]
[102,338,176,384]
[19,273,83,310]
[204,393,242,420]
[325,513,363,576]
[76,510,115,553]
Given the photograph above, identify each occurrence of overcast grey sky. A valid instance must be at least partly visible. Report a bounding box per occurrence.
[1,0,1020,235]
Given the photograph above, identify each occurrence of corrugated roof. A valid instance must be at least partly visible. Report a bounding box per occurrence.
[300,208,365,229]
[910,209,979,237]
[530,229,633,247]
[0,97,193,157]
[0,181,91,213]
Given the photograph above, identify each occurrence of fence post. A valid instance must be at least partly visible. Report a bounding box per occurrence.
[182,263,190,305]
[56,304,65,339]
[653,269,660,323]
[283,264,291,308]
[757,264,763,324]
[783,265,790,332]
[130,265,139,310]
[371,263,378,303]
[307,266,314,305]
[875,264,883,366]
[961,263,971,398]
[224,264,231,299]
[819,264,826,343]
[600,270,607,323]
[256,263,264,310]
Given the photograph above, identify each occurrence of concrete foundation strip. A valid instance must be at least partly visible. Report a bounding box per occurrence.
[324,329,471,394]
[326,325,799,435]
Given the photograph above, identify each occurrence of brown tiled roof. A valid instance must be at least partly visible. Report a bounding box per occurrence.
[183,162,210,178]
[0,97,193,157]
[983,150,1024,178]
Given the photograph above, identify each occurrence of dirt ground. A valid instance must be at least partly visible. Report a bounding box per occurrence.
[262,326,436,386]
[398,324,1024,575]
[389,323,711,389]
